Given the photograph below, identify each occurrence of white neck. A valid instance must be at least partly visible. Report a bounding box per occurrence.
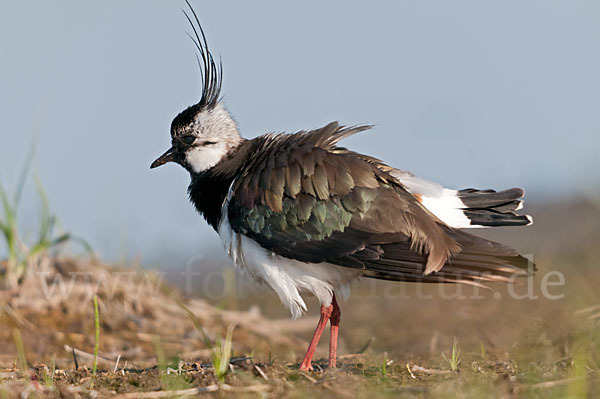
[186,142,230,173]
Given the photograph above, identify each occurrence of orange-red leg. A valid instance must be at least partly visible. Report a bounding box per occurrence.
[328,295,341,368]
[299,294,341,371]
[299,302,332,371]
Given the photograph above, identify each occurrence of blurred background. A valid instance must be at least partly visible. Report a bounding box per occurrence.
[1,0,600,377]
[2,0,598,265]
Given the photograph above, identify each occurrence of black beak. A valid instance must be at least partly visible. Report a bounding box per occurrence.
[150,146,176,169]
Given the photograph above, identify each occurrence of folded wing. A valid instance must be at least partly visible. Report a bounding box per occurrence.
[227,122,532,283]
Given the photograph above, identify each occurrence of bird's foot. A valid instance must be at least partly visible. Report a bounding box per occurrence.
[299,361,313,372]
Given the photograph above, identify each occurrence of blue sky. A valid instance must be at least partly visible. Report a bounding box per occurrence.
[1,1,598,263]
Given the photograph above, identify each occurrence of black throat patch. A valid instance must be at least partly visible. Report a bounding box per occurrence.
[188,170,234,231]
[187,139,256,231]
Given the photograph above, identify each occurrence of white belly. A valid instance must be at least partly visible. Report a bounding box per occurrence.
[218,214,361,319]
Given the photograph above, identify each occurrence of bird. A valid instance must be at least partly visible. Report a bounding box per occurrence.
[151,1,534,372]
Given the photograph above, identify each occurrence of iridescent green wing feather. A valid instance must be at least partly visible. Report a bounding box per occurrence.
[227,122,460,272]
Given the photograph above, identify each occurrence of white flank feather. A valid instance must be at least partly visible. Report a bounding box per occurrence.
[218,188,359,319]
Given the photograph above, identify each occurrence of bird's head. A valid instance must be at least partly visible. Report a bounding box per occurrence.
[151,1,241,175]
[151,102,241,174]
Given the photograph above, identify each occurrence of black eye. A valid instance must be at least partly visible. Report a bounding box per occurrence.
[181,135,196,145]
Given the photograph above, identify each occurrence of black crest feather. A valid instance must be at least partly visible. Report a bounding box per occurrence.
[182,0,222,110]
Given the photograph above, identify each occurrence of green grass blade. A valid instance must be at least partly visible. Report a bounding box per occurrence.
[92,295,100,377]
[12,329,28,380]
[212,323,236,384]
[0,183,9,230]
[0,183,15,236]
[13,140,36,207]
[442,337,462,372]
[50,233,71,247]
[70,236,95,256]
[0,182,19,271]
[34,175,51,243]
[150,272,212,347]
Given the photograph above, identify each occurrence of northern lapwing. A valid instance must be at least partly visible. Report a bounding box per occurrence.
[151,2,533,371]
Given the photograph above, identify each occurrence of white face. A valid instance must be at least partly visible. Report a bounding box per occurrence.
[175,103,242,174]
[185,141,229,173]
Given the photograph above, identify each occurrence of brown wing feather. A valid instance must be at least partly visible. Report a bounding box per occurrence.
[228,122,460,273]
